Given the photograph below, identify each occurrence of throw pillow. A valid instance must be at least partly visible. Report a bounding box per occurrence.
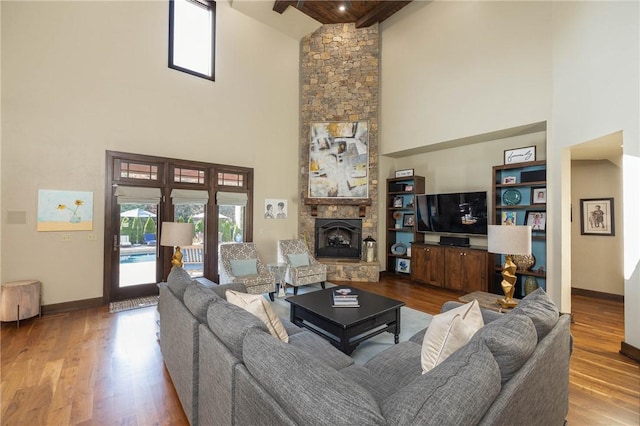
[421,300,484,373]
[166,266,194,301]
[225,290,289,343]
[511,287,559,342]
[287,253,310,267]
[229,259,258,277]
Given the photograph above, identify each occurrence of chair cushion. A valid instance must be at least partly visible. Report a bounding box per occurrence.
[511,287,559,341]
[166,266,194,301]
[287,253,309,267]
[225,290,289,343]
[421,300,483,373]
[183,282,220,323]
[230,259,258,277]
[243,330,385,426]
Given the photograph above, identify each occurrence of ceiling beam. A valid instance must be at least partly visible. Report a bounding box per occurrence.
[355,1,412,28]
[273,0,295,14]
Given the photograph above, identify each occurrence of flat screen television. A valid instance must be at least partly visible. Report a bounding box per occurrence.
[415,191,488,235]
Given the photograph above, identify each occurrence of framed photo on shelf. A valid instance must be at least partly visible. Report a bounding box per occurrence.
[395,168,414,178]
[403,214,415,228]
[404,184,414,192]
[503,176,517,184]
[531,187,546,204]
[525,211,546,232]
[393,196,403,208]
[502,211,517,226]
[396,259,411,274]
[504,146,536,165]
[580,198,615,236]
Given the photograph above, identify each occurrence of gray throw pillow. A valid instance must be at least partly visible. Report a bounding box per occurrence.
[470,313,537,384]
[183,282,219,323]
[166,266,194,301]
[243,330,385,426]
[512,287,559,341]
[382,339,501,426]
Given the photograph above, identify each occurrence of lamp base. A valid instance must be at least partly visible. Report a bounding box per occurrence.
[497,298,519,309]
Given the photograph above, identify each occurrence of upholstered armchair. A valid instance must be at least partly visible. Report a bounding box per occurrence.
[219,243,276,301]
[277,239,327,295]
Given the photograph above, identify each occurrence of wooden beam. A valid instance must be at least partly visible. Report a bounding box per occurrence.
[273,0,294,14]
[356,1,412,28]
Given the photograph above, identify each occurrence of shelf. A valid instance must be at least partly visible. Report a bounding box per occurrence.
[493,266,546,278]
[495,180,546,188]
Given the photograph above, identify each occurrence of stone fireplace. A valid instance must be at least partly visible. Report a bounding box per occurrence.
[297,23,380,282]
[314,219,362,260]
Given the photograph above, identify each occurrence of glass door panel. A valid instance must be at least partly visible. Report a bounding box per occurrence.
[119,203,158,287]
[175,204,205,278]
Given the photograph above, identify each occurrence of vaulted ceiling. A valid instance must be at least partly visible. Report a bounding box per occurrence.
[272,1,413,28]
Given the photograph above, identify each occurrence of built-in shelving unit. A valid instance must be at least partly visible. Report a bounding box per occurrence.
[492,160,547,296]
[386,176,425,276]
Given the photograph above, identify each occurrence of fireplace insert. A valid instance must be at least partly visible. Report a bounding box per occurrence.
[314,218,362,259]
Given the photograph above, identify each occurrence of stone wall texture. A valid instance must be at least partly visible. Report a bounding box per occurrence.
[298,23,380,281]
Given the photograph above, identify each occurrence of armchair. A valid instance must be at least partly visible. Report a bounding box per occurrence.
[219,243,276,301]
[277,239,327,295]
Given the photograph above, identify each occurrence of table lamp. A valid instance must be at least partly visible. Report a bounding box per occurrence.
[487,224,532,308]
[160,222,194,268]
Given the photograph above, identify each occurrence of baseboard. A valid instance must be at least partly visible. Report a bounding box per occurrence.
[620,341,640,364]
[571,287,624,303]
[41,297,105,316]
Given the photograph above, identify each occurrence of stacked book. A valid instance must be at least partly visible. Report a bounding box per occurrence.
[332,288,359,308]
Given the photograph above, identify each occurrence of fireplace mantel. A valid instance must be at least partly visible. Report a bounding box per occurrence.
[304,198,372,217]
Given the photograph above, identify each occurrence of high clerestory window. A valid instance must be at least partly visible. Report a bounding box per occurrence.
[169,0,216,81]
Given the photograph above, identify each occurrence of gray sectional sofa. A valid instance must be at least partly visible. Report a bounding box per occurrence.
[158,267,572,426]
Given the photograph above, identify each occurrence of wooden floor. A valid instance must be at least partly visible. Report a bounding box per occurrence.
[1,276,638,425]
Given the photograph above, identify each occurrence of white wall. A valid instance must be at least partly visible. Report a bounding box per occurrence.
[1,1,300,305]
[571,160,624,295]
[550,1,639,347]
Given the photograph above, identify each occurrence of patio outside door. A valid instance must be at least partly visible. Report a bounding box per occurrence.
[119,204,159,288]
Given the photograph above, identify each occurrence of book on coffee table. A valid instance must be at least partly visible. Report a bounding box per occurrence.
[333,289,359,307]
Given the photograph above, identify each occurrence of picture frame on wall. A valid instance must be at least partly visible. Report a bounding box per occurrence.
[580,198,615,236]
[504,146,536,165]
[525,211,546,232]
[531,187,547,204]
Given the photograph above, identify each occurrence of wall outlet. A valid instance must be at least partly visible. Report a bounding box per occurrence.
[88,234,97,241]
[61,235,72,242]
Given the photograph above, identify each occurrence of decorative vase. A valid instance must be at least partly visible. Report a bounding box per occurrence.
[524,276,539,295]
[511,254,536,271]
[69,215,81,224]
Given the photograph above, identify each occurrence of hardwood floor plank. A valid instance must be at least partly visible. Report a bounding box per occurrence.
[1,275,638,425]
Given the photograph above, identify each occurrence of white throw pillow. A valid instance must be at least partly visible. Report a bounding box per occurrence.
[421,300,484,373]
[225,290,289,343]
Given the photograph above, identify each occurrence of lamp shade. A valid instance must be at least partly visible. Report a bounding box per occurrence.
[487,225,531,255]
[160,222,194,247]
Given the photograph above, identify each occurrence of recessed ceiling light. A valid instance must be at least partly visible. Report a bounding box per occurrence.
[339,5,346,11]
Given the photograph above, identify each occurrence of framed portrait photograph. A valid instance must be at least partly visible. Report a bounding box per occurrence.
[393,196,403,208]
[403,214,415,228]
[504,146,536,165]
[531,187,546,204]
[503,176,517,184]
[580,198,615,236]
[526,211,546,232]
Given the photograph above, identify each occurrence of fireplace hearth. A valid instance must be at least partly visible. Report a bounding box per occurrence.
[315,218,362,259]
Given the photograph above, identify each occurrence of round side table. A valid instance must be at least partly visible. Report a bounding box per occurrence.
[1,280,41,328]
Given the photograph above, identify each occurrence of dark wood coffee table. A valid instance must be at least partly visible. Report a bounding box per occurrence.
[286,285,405,355]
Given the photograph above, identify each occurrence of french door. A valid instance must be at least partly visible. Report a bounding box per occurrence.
[104,151,254,302]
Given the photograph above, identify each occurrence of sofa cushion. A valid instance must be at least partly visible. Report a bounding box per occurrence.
[421,300,484,373]
[225,290,288,343]
[206,299,269,360]
[382,339,501,426]
[511,287,559,342]
[230,259,258,277]
[287,253,309,267]
[470,312,537,384]
[287,331,353,370]
[364,341,423,394]
[183,282,220,323]
[243,331,385,426]
[166,266,194,301]
[210,282,247,299]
